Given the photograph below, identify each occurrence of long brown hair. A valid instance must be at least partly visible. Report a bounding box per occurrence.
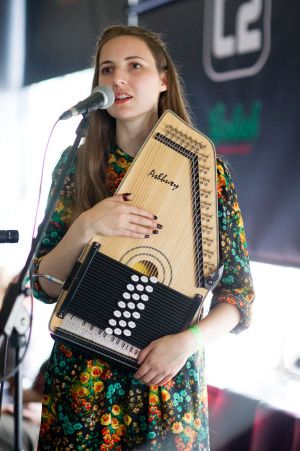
[73,25,193,220]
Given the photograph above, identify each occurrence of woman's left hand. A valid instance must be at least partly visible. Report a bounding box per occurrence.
[134,330,198,386]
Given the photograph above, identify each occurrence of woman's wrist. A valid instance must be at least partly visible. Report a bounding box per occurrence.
[187,324,204,353]
[75,211,94,243]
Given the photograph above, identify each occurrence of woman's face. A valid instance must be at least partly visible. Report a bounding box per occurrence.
[98,35,167,124]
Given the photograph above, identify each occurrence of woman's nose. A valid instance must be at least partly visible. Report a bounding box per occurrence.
[113,69,127,86]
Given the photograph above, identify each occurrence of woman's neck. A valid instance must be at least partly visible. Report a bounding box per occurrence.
[115,112,158,157]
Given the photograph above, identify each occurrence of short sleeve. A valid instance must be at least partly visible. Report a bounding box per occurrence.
[30,147,75,303]
[210,159,255,333]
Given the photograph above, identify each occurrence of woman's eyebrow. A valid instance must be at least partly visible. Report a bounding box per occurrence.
[99,56,145,67]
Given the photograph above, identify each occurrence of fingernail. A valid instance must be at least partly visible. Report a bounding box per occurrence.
[157,224,163,229]
[145,235,150,238]
[122,193,132,201]
[153,215,158,220]
[153,230,159,234]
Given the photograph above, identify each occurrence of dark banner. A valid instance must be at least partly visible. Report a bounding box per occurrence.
[0,1,11,87]
[24,0,126,85]
[139,0,300,267]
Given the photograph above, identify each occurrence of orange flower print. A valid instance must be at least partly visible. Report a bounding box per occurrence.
[55,200,64,213]
[94,381,104,393]
[111,418,120,429]
[149,393,159,405]
[183,412,193,423]
[124,414,132,426]
[194,417,201,430]
[80,372,90,384]
[172,421,183,434]
[161,389,170,402]
[76,386,89,398]
[217,162,225,175]
[91,366,102,377]
[116,424,126,436]
[42,395,50,405]
[116,156,128,168]
[100,413,111,425]
[112,404,121,416]
[108,154,117,164]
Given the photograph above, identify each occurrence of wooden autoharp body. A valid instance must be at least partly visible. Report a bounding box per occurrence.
[49,110,221,369]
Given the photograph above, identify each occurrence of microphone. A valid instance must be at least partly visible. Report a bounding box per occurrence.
[0,230,19,243]
[59,85,115,120]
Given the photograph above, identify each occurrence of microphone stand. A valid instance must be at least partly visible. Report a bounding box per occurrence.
[0,114,89,451]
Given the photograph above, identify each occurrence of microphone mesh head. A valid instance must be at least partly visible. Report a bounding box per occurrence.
[92,85,115,109]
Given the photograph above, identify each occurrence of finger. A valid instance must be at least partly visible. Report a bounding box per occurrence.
[134,363,150,380]
[158,375,173,386]
[127,205,158,221]
[147,374,167,386]
[116,229,152,240]
[127,223,157,237]
[137,344,154,365]
[139,370,157,385]
[129,215,159,229]
[114,193,132,202]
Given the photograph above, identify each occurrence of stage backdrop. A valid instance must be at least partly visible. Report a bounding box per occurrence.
[24,0,126,85]
[137,0,300,267]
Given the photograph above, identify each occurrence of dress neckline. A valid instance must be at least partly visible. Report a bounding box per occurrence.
[111,144,134,161]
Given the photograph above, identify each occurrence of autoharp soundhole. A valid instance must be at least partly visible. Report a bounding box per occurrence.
[120,246,173,286]
[132,260,159,278]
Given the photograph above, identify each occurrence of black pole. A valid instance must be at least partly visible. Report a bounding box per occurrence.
[0,114,90,451]
[12,332,27,451]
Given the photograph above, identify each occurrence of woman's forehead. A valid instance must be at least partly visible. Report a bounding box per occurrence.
[99,35,154,63]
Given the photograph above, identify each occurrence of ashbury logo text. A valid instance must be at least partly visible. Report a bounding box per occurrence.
[148,169,179,191]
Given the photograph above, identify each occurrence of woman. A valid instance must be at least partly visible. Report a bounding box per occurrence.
[32,25,254,450]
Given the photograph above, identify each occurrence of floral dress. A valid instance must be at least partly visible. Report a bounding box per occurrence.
[32,146,254,450]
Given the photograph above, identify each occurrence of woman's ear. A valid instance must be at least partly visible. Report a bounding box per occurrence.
[160,71,168,92]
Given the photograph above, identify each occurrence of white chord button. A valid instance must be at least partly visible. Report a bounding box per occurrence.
[127,284,134,291]
[119,320,127,327]
[150,276,158,283]
[136,284,144,292]
[114,328,121,335]
[141,276,148,283]
[124,329,131,337]
[133,312,140,319]
[132,293,140,301]
[128,302,135,310]
[123,311,131,318]
[145,285,153,293]
[118,301,126,308]
[123,292,131,300]
[137,302,145,310]
[109,319,117,326]
[128,321,136,329]
[105,327,113,335]
[141,294,149,301]
[114,310,122,317]
[131,275,139,282]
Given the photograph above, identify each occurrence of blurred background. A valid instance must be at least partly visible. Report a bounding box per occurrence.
[0,1,300,449]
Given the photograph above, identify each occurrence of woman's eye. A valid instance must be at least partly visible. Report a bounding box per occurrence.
[131,62,142,70]
[100,66,112,75]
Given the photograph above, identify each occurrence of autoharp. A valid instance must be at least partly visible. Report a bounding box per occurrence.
[49,110,221,369]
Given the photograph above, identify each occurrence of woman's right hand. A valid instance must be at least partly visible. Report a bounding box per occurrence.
[79,193,159,241]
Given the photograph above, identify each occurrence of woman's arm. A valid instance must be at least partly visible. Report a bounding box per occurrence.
[134,303,240,386]
[134,159,255,385]
[37,194,159,298]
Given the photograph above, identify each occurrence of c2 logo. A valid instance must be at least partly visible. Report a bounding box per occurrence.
[203,0,272,81]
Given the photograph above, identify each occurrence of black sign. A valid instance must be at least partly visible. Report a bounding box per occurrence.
[139,0,300,267]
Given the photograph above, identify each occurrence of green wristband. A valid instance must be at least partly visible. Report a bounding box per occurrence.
[189,324,204,351]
